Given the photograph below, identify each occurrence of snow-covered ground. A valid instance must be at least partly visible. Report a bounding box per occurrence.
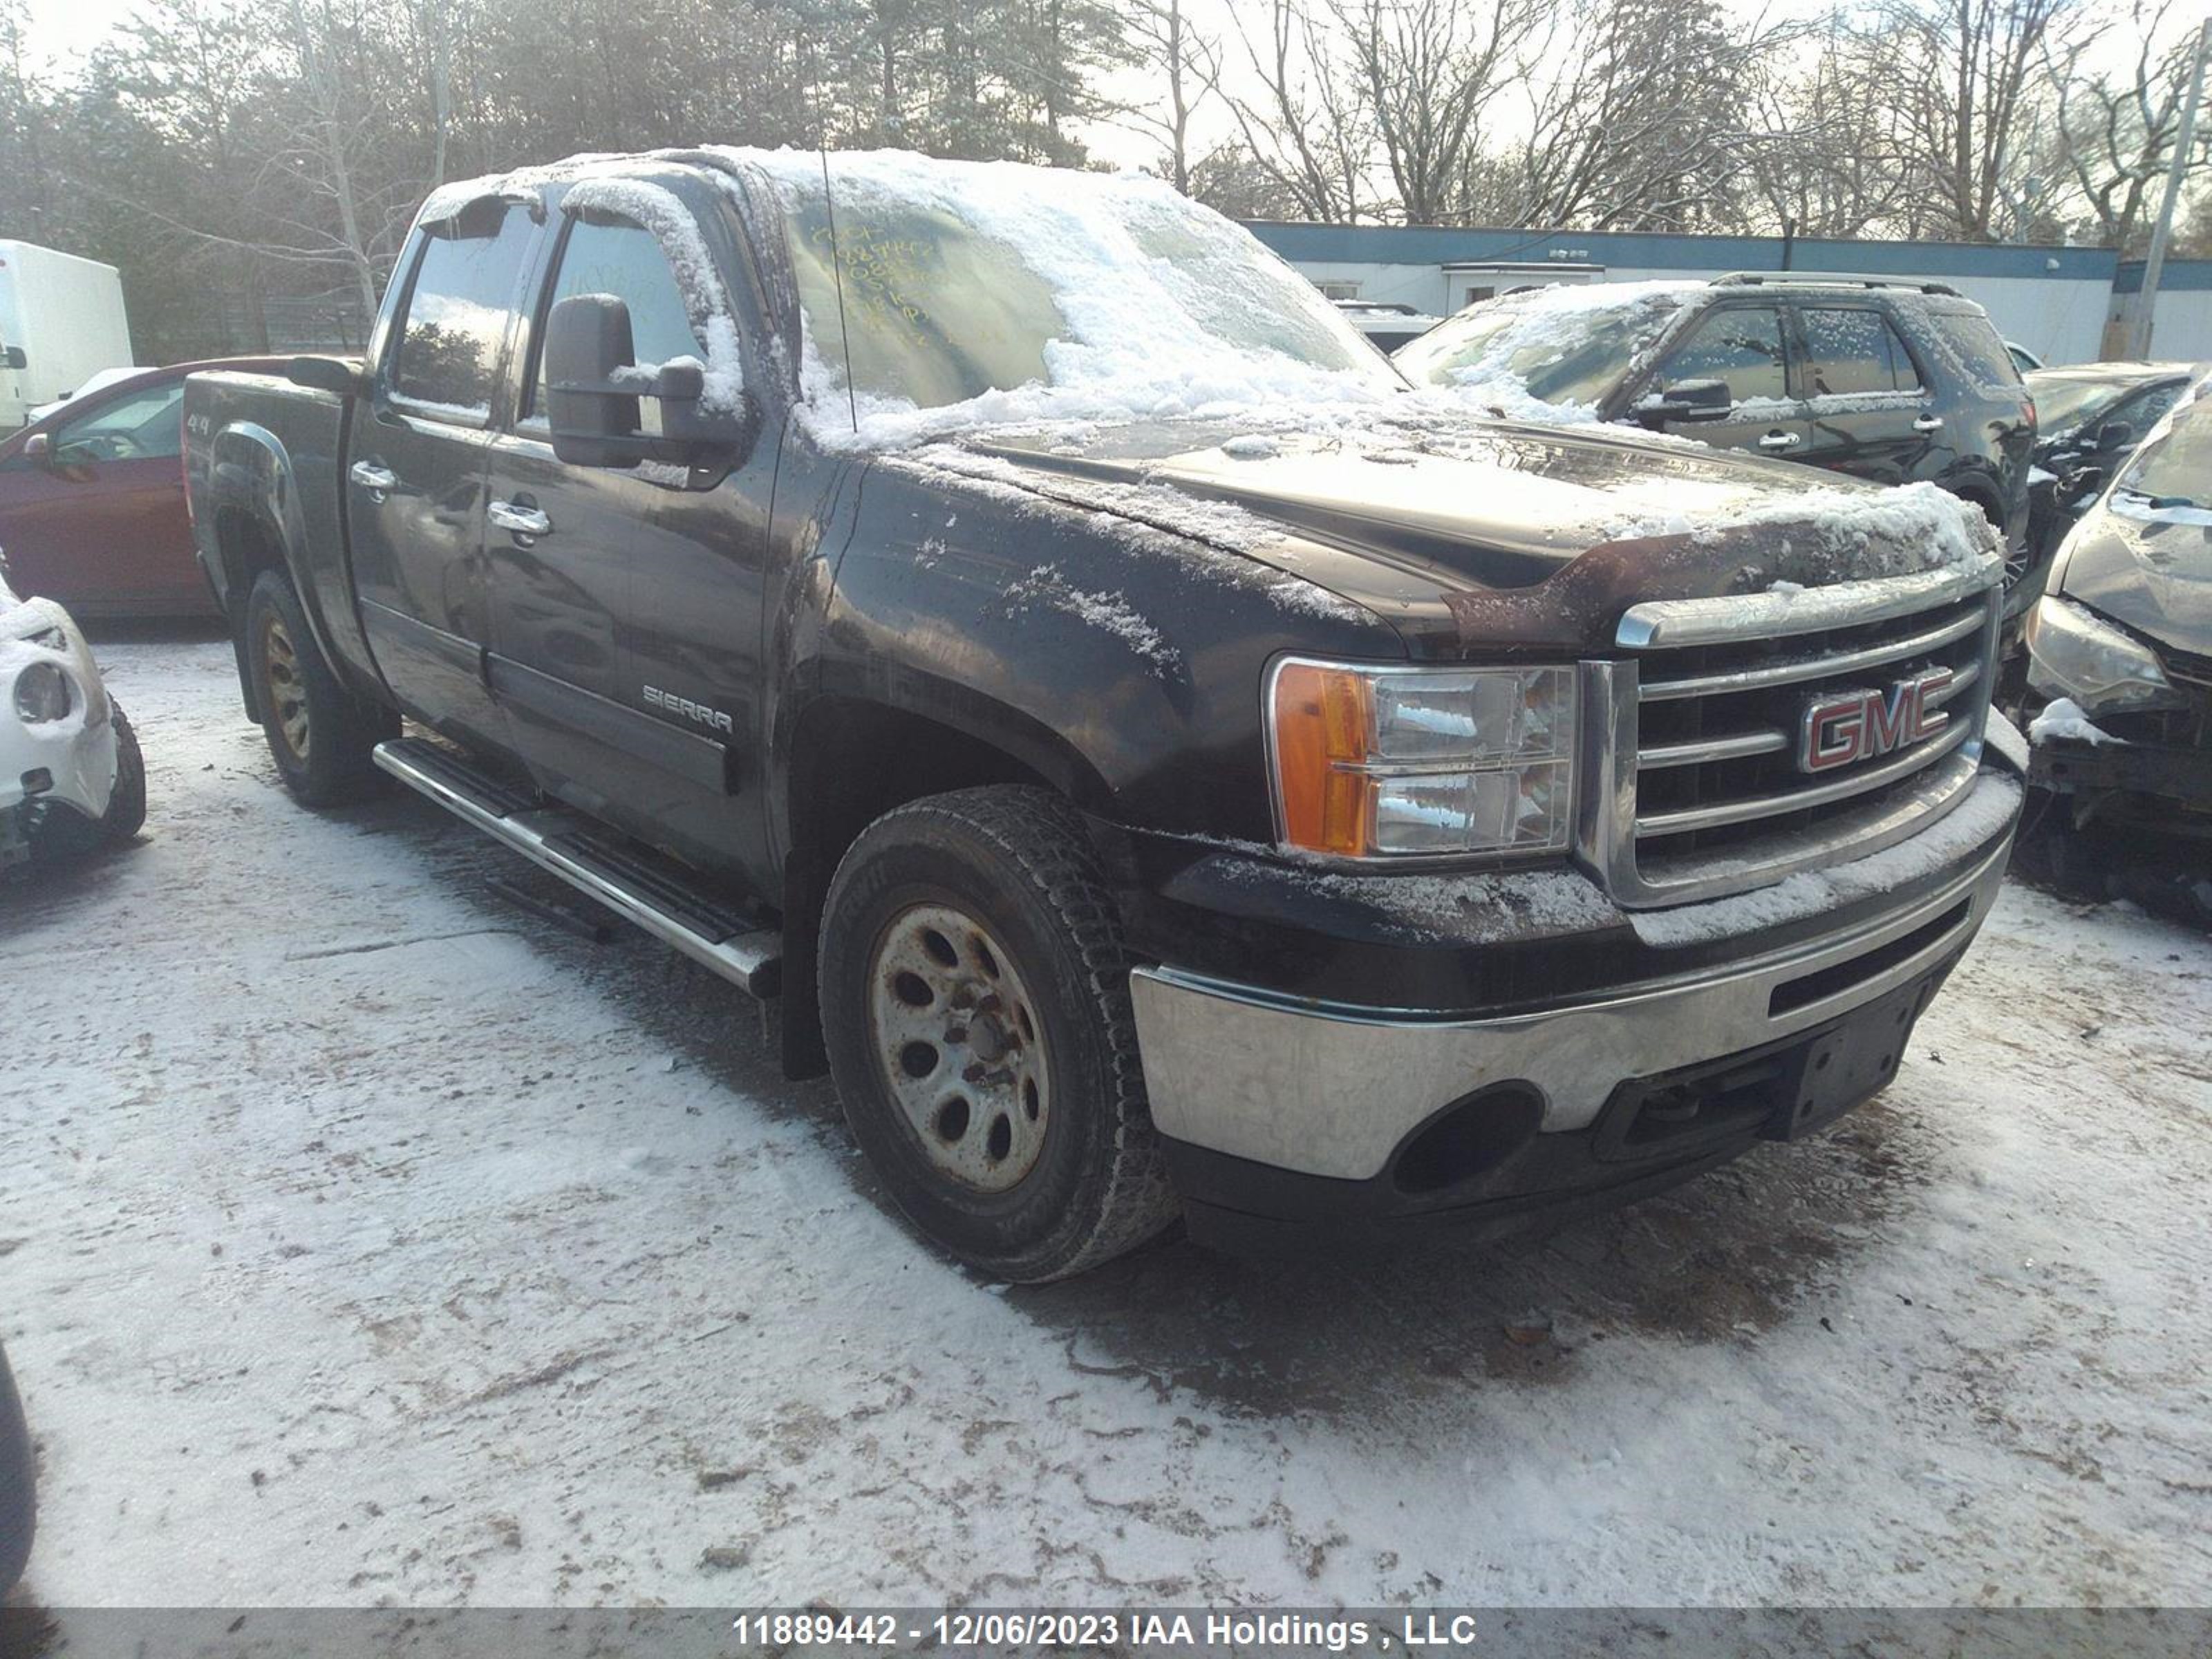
[5,638,2209,1611]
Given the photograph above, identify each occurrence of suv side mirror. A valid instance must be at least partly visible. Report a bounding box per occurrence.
[544,293,753,472]
[2093,420,2135,453]
[1642,378,1732,424]
[21,432,50,467]
[288,355,366,397]
[1,346,24,371]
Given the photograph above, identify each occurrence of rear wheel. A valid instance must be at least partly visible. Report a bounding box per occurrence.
[818,787,1179,1282]
[245,570,395,805]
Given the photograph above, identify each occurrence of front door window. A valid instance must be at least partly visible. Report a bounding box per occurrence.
[1654,307,1788,407]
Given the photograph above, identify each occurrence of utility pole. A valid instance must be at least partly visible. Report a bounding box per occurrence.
[2130,15,2212,359]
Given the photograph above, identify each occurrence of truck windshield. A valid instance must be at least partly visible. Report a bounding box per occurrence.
[752,153,1400,431]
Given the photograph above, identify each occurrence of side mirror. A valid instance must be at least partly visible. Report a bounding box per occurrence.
[288,355,366,397]
[22,432,50,467]
[1,346,24,371]
[1642,378,1732,424]
[2093,420,2135,453]
[544,294,644,469]
[544,293,753,471]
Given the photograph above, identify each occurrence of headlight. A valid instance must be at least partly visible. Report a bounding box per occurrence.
[12,659,71,723]
[1268,658,1577,859]
[2023,596,2183,715]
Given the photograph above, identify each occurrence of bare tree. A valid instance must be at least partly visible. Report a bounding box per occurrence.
[2047,0,2212,251]
[1485,0,1799,232]
[1870,0,2072,239]
[1121,0,1214,194]
[1208,0,1373,223]
[1744,17,1934,238]
[1329,0,1546,224]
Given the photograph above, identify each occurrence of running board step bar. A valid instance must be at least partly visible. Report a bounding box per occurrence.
[374,738,782,998]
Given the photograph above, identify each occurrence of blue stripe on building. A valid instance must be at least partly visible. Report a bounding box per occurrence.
[2115,259,2212,293]
[1243,221,2122,283]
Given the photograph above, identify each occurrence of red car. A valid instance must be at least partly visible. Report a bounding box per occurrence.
[0,357,285,618]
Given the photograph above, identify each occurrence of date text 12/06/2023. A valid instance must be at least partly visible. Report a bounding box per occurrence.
[725,1611,1487,1651]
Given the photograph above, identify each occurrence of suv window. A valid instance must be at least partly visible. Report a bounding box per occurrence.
[1654,306,1787,404]
[389,205,536,418]
[53,382,185,462]
[1920,306,2021,391]
[523,214,707,427]
[1801,308,1921,397]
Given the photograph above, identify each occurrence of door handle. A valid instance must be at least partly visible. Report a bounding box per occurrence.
[349,460,397,492]
[1757,431,1801,451]
[489,498,552,537]
[1913,414,1944,433]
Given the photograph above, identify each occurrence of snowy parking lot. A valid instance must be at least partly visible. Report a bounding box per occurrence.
[5,635,2211,1612]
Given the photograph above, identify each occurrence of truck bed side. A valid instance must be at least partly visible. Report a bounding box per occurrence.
[185,369,387,715]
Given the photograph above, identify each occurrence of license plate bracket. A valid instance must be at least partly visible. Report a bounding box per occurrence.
[1763,969,1945,1141]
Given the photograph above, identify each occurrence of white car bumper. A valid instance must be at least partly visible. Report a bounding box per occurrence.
[0,591,120,856]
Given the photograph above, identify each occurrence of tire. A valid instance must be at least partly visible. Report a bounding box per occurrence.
[245,570,396,806]
[25,700,144,859]
[818,786,1179,1282]
[97,700,147,844]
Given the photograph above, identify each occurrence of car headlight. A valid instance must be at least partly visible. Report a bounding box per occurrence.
[2023,596,2184,715]
[11,660,71,723]
[1268,658,1577,859]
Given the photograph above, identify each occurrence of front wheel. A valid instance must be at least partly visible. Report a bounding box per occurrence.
[245,570,395,806]
[818,787,1179,1282]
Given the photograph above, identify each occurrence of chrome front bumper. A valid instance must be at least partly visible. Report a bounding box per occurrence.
[1129,779,2017,1183]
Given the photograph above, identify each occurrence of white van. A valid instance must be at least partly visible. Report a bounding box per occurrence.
[0,242,134,430]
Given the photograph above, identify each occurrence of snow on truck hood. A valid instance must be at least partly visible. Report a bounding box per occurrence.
[955,415,1998,650]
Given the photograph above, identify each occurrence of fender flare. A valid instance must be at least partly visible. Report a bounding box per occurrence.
[205,421,384,708]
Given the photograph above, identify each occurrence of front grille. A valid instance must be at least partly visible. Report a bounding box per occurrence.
[1587,561,2003,906]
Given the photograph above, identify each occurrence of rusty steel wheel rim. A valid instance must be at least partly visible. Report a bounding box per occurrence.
[259,611,311,765]
[865,901,1049,1192]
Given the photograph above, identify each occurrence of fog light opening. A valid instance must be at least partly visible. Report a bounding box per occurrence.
[1391,1084,1544,1195]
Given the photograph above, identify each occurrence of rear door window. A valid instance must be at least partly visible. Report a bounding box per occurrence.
[388,205,536,420]
[1800,308,1922,396]
[1653,306,1788,405]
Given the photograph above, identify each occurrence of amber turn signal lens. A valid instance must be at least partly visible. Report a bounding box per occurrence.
[1271,661,1373,855]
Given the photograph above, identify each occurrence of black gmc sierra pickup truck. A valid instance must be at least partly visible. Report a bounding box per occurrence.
[184,148,2027,1281]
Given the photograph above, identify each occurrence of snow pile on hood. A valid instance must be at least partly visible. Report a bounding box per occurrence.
[1600,476,2000,579]
[1392,281,1696,422]
[0,572,77,648]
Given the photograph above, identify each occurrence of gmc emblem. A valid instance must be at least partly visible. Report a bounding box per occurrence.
[1799,669,1953,774]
